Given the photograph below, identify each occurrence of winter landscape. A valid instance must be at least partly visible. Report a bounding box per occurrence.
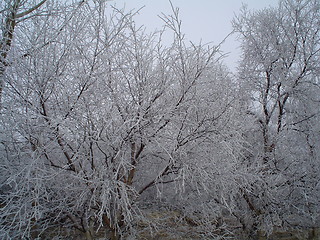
[0,0,320,239]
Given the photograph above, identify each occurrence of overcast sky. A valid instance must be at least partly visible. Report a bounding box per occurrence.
[112,0,279,71]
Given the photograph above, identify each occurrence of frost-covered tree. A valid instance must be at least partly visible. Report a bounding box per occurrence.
[233,0,320,237]
[0,0,58,107]
[0,1,245,239]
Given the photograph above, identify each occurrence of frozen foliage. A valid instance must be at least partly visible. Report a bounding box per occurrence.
[1,0,319,239]
[0,1,245,239]
[233,0,320,237]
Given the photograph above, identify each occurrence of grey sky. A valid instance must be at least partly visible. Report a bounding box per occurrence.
[112,0,280,71]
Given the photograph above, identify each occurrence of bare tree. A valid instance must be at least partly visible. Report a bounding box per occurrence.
[0,0,88,109]
[0,0,50,108]
[233,0,320,237]
[0,1,245,239]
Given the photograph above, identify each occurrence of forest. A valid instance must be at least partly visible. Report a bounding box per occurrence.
[0,0,319,239]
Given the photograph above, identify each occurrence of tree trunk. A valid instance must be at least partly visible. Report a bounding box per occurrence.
[110,228,120,240]
[84,230,93,240]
